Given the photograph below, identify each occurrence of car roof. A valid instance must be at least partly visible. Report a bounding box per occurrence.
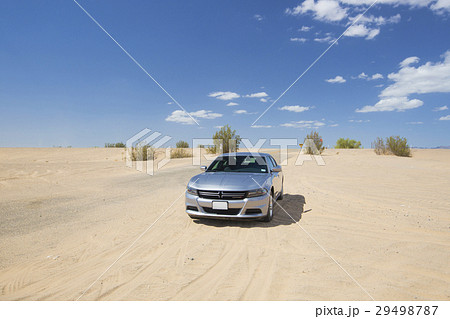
[220,152,271,157]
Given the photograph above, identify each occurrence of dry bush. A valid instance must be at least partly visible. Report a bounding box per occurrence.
[335,138,361,149]
[386,136,411,157]
[304,131,324,155]
[176,140,189,148]
[212,125,241,154]
[171,148,192,158]
[206,146,217,154]
[105,142,125,148]
[131,145,155,161]
[372,137,387,155]
[372,136,411,157]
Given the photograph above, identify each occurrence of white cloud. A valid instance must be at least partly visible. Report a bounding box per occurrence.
[234,109,249,114]
[286,0,348,22]
[290,37,308,43]
[254,14,264,21]
[208,91,240,100]
[382,51,450,98]
[326,75,346,83]
[349,119,370,122]
[356,72,384,80]
[279,105,311,112]
[344,13,400,40]
[406,121,424,124]
[358,72,368,79]
[299,25,312,32]
[260,98,268,102]
[371,73,384,80]
[190,110,223,119]
[349,14,401,26]
[329,123,339,127]
[227,102,238,106]
[166,110,222,125]
[281,120,326,128]
[399,56,420,68]
[439,115,450,120]
[339,0,433,7]
[430,0,450,12]
[434,105,448,111]
[167,102,173,105]
[251,125,273,128]
[356,97,423,113]
[345,24,380,39]
[287,1,450,33]
[245,92,269,98]
[314,35,336,43]
[356,51,450,112]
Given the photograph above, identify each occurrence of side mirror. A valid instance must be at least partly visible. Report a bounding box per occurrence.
[200,166,207,171]
[271,166,282,173]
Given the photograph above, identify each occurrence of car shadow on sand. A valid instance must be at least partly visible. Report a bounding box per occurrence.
[192,194,306,228]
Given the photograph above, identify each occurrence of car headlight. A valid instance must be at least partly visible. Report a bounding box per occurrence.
[186,185,198,195]
[247,188,267,198]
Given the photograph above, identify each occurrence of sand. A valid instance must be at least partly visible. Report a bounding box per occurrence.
[0,148,449,300]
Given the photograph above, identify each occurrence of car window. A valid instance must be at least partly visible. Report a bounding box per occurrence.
[265,156,274,169]
[269,156,277,167]
[207,155,268,173]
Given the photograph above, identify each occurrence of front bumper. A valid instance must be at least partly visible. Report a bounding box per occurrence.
[185,191,270,220]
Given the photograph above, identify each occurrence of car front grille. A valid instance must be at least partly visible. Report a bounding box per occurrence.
[197,190,247,200]
[202,207,241,215]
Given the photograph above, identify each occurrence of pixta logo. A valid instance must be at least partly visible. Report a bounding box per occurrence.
[126,129,172,175]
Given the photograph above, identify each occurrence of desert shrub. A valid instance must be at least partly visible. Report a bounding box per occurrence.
[335,138,361,149]
[206,145,217,154]
[171,148,192,158]
[386,136,411,157]
[105,142,126,148]
[131,145,155,161]
[372,137,387,155]
[170,140,191,158]
[372,136,411,157]
[212,124,242,154]
[304,131,324,154]
[176,140,189,148]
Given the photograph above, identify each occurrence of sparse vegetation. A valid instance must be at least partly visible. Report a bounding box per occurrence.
[131,145,155,161]
[210,125,242,154]
[171,140,192,158]
[206,145,217,154]
[372,137,387,155]
[386,136,411,157]
[176,140,189,149]
[105,142,126,148]
[335,138,361,149]
[304,131,324,154]
[372,136,411,157]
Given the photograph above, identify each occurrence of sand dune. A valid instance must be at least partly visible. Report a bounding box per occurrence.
[0,148,449,300]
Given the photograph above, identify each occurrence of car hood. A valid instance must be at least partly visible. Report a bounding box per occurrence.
[188,172,270,191]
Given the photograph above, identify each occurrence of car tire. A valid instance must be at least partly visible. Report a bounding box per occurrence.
[278,181,284,201]
[262,190,274,222]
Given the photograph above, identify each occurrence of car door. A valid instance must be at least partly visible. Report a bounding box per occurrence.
[268,156,282,198]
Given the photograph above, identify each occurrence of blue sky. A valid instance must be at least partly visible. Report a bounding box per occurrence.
[1,0,449,148]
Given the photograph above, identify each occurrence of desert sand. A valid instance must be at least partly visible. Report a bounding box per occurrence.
[0,148,449,300]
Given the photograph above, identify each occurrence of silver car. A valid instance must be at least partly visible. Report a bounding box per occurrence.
[185,152,283,222]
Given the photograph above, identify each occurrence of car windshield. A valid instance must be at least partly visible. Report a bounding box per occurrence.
[207,155,268,173]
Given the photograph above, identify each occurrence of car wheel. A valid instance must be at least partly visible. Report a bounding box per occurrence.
[278,180,284,201]
[262,190,274,222]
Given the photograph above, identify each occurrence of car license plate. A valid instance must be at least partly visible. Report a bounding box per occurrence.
[212,201,228,210]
